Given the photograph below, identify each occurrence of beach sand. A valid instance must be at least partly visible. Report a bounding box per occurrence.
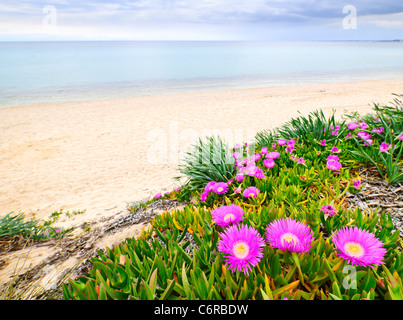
[1,78,403,230]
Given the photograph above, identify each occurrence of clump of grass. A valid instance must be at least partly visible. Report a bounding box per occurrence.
[0,209,86,245]
[175,135,235,192]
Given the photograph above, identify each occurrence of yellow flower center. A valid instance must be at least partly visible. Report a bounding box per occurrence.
[344,242,365,258]
[224,213,235,223]
[281,233,299,246]
[233,241,250,259]
[217,187,223,192]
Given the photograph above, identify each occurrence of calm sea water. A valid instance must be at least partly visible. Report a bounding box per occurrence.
[1,41,403,107]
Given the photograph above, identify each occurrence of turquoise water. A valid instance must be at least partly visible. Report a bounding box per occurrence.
[1,41,403,107]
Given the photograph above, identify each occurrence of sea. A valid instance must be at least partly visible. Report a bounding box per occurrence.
[1,41,403,107]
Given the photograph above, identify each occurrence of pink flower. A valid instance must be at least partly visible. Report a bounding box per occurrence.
[359,122,368,129]
[345,133,352,140]
[372,127,384,134]
[348,123,359,130]
[398,133,403,140]
[232,152,241,160]
[242,165,266,179]
[327,155,339,162]
[266,218,314,253]
[320,139,326,146]
[289,155,297,161]
[380,142,390,153]
[212,182,228,195]
[234,143,241,150]
[251,153,261,162]
[266,152,280,159]
[154,193,162,199]
[352,179,361,189]
[330,146,340,153]
[287,139,296,146]
[272,143,276,150]
[320,204,337,217]
[235,174,244,183]
[233,187,242,194]
[200,191,209,201]
[285,145,295,153]
[357,131,373,145]
[260,147,268,154]
[205,181,216,192]
[218,224,265,275]
[263,158,275,169]
[297,158,305,164]
[212,204,245,228]
[327,159,342,171]
[278,139,287,146]
[243,186,260,198]
[332,226,386,268]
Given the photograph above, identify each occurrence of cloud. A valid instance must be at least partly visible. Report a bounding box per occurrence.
[0,0,403,40]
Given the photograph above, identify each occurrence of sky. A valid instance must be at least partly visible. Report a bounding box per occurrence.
[0,0,403,41]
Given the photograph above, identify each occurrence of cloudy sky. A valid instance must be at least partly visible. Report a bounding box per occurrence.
[1,0,403,41]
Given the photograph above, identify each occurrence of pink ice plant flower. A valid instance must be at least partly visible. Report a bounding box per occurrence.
[154,193,162,199]
[332,226,387,268]
[243,186,260,198]
[205,181,216,192]
[348,123,359,130]
[241,165,266,179]
[357,131,373,145]
[266,152,281,159]
[330,146,340,153]
[372,127,384,134]
[380,142,390,153]
[297,158,305,164]
[320,139,326,146]
[212,204,245,228]
[263,158,275,169]
[232,152,242,160]
[352,179,361,189]
[265,217,314,253]
[278,139,287,146]
[260,147,268,154]
[398,133,403,140]
[218,224,265,275]
[320,204,338,217]
[327,155,339,162]
[359,122,368,129]
[212,182,228,195]
[200,191,209,202]
[285,145,295,153]
[235,174,244,183]
[327,159,342,171]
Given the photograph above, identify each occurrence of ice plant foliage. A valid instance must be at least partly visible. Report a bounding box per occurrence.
[218,224,265,274]
[265,218,314,253]
[212,204,245,228]
[332,226,387,268]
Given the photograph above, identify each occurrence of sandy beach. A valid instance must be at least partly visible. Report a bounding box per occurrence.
[1,78,403,229]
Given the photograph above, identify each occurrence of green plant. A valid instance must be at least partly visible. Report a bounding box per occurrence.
[276,109,346,145]
[350,106,403,185]
[175,135,235,191]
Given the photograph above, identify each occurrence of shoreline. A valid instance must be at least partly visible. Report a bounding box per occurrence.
[2,76,403,110]
[1,78,403,230]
